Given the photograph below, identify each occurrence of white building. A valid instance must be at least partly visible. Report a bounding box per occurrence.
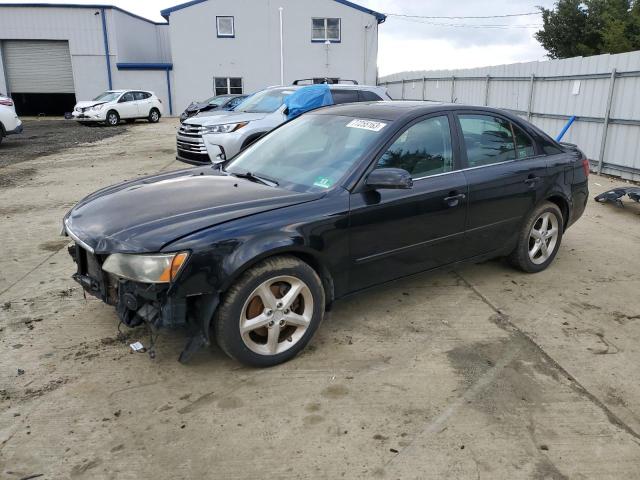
[0,1,384,116]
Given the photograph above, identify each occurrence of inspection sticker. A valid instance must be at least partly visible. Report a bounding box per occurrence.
[313,177,333,189]
[346,119,387,132]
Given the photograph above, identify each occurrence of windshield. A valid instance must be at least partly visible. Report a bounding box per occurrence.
[225,114,388,191]
[205,96,231,106]
[235,89,295,113]
[92,92,121,102]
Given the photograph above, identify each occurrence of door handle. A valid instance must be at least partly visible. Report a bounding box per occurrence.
[524,176,540,186]
[443,193,466,207]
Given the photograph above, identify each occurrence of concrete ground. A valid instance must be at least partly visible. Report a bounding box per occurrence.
[1,118,639,479]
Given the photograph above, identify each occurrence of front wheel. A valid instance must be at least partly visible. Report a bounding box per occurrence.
[508,201,564,273]
[105,110,120,126]
[214,256,325,367]
[148,108,160,123]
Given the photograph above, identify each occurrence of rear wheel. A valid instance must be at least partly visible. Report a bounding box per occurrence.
[214,256,325,367]
[106,110,120,126]
[508,201,563,273]
[148,108,160,123]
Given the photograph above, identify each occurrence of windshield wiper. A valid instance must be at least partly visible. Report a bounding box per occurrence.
[230,171,279,187]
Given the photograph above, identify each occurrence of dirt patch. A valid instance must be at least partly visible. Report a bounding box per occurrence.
[39,239,71,252]
[0,119,127,168]
[0,167,37,188]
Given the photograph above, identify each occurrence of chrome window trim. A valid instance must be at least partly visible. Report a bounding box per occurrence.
[411,154,546,183]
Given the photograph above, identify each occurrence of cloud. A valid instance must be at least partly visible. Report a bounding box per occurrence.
[358,0,556,75]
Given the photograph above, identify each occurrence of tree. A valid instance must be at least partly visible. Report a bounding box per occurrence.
[535,0,640,58]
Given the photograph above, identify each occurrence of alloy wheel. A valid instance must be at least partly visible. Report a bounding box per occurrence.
[239,275,313,356]
[107,113,118,125]
[150,110,159,122]
[528,212,559,264]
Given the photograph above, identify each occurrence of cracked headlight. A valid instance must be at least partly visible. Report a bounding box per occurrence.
[102,252,189,283]
[203,122,248,134]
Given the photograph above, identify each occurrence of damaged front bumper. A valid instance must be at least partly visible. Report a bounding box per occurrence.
[66,242,219,362]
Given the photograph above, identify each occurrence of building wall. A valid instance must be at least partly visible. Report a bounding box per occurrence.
[168,0,379,112]
[112,10,171,63]
[0,43,7,95]
[0,6,111,102]
[0,6,172,109]
[379,51,640,181]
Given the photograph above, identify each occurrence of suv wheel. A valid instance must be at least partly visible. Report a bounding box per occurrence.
[214,256,325,367]
[148,108,160,123]
[508,201,564,273]
[106,110,120,126]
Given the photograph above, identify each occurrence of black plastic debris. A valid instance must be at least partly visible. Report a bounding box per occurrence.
[594,186,640,207]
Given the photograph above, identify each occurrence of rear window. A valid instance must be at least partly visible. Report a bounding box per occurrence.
[331,89,359,104]
[358,90,383,102]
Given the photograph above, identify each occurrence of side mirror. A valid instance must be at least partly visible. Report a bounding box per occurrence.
[365,168,413,190]
[283,107,289,116]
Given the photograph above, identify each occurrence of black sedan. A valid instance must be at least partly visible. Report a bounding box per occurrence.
[179,94,248,122]
[63,101,589,366]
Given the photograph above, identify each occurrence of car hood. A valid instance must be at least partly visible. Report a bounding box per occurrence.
[186,111,269,126]
[186,101,216,113]
[64,168,322,254]
[75,100,109,109]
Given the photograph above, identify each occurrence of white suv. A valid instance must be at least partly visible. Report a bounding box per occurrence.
[0,95,23,145]
[72,90,163,126]
[177,83,391,165]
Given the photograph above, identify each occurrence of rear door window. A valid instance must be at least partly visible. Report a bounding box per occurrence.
[331,89,359,104]
[133,92,146,101]
[512,123,535,159]
[458,114,517,167]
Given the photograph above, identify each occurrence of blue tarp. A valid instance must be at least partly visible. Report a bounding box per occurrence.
[284,84,334,120]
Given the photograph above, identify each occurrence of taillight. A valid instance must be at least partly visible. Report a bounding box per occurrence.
[582,158,590,177]
[0,98,13,107]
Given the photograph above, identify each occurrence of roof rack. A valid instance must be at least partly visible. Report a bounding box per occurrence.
[292,78,359,86]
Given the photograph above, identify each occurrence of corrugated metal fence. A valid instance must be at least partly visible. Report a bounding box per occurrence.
[379,51,640,181]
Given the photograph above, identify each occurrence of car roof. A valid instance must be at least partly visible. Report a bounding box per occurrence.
[107,89,152,93]
[310,101,448,121]
[265,84,384,93]
[311,100,534,122]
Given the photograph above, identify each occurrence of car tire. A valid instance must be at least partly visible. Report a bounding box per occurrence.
[148,108,160,123]
[106,110,120,126]
[214,255,325,367]
[508,201,564,273]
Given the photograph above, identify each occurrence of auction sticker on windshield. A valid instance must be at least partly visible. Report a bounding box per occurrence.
[346,119,387,132]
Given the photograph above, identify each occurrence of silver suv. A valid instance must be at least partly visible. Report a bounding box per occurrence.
[176,83,391,165]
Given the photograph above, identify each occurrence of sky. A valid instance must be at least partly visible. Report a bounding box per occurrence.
[0,0,558,76]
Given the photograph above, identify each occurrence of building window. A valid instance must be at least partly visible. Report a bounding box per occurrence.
[312,18,340,42]
[217,16,234,37]
[214,77,243,95]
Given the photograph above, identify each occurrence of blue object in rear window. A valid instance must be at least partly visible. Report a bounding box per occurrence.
[284,84,334,120]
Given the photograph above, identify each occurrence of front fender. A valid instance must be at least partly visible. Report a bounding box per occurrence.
[219,232,328,292]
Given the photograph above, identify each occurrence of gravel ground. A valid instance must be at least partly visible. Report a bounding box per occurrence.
[0,118,127,168]
[1,120,640,479]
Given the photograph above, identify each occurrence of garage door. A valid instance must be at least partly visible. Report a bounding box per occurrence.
[3,40,75,93]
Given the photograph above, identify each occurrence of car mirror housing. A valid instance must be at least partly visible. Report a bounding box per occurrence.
[365,168,413,190]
